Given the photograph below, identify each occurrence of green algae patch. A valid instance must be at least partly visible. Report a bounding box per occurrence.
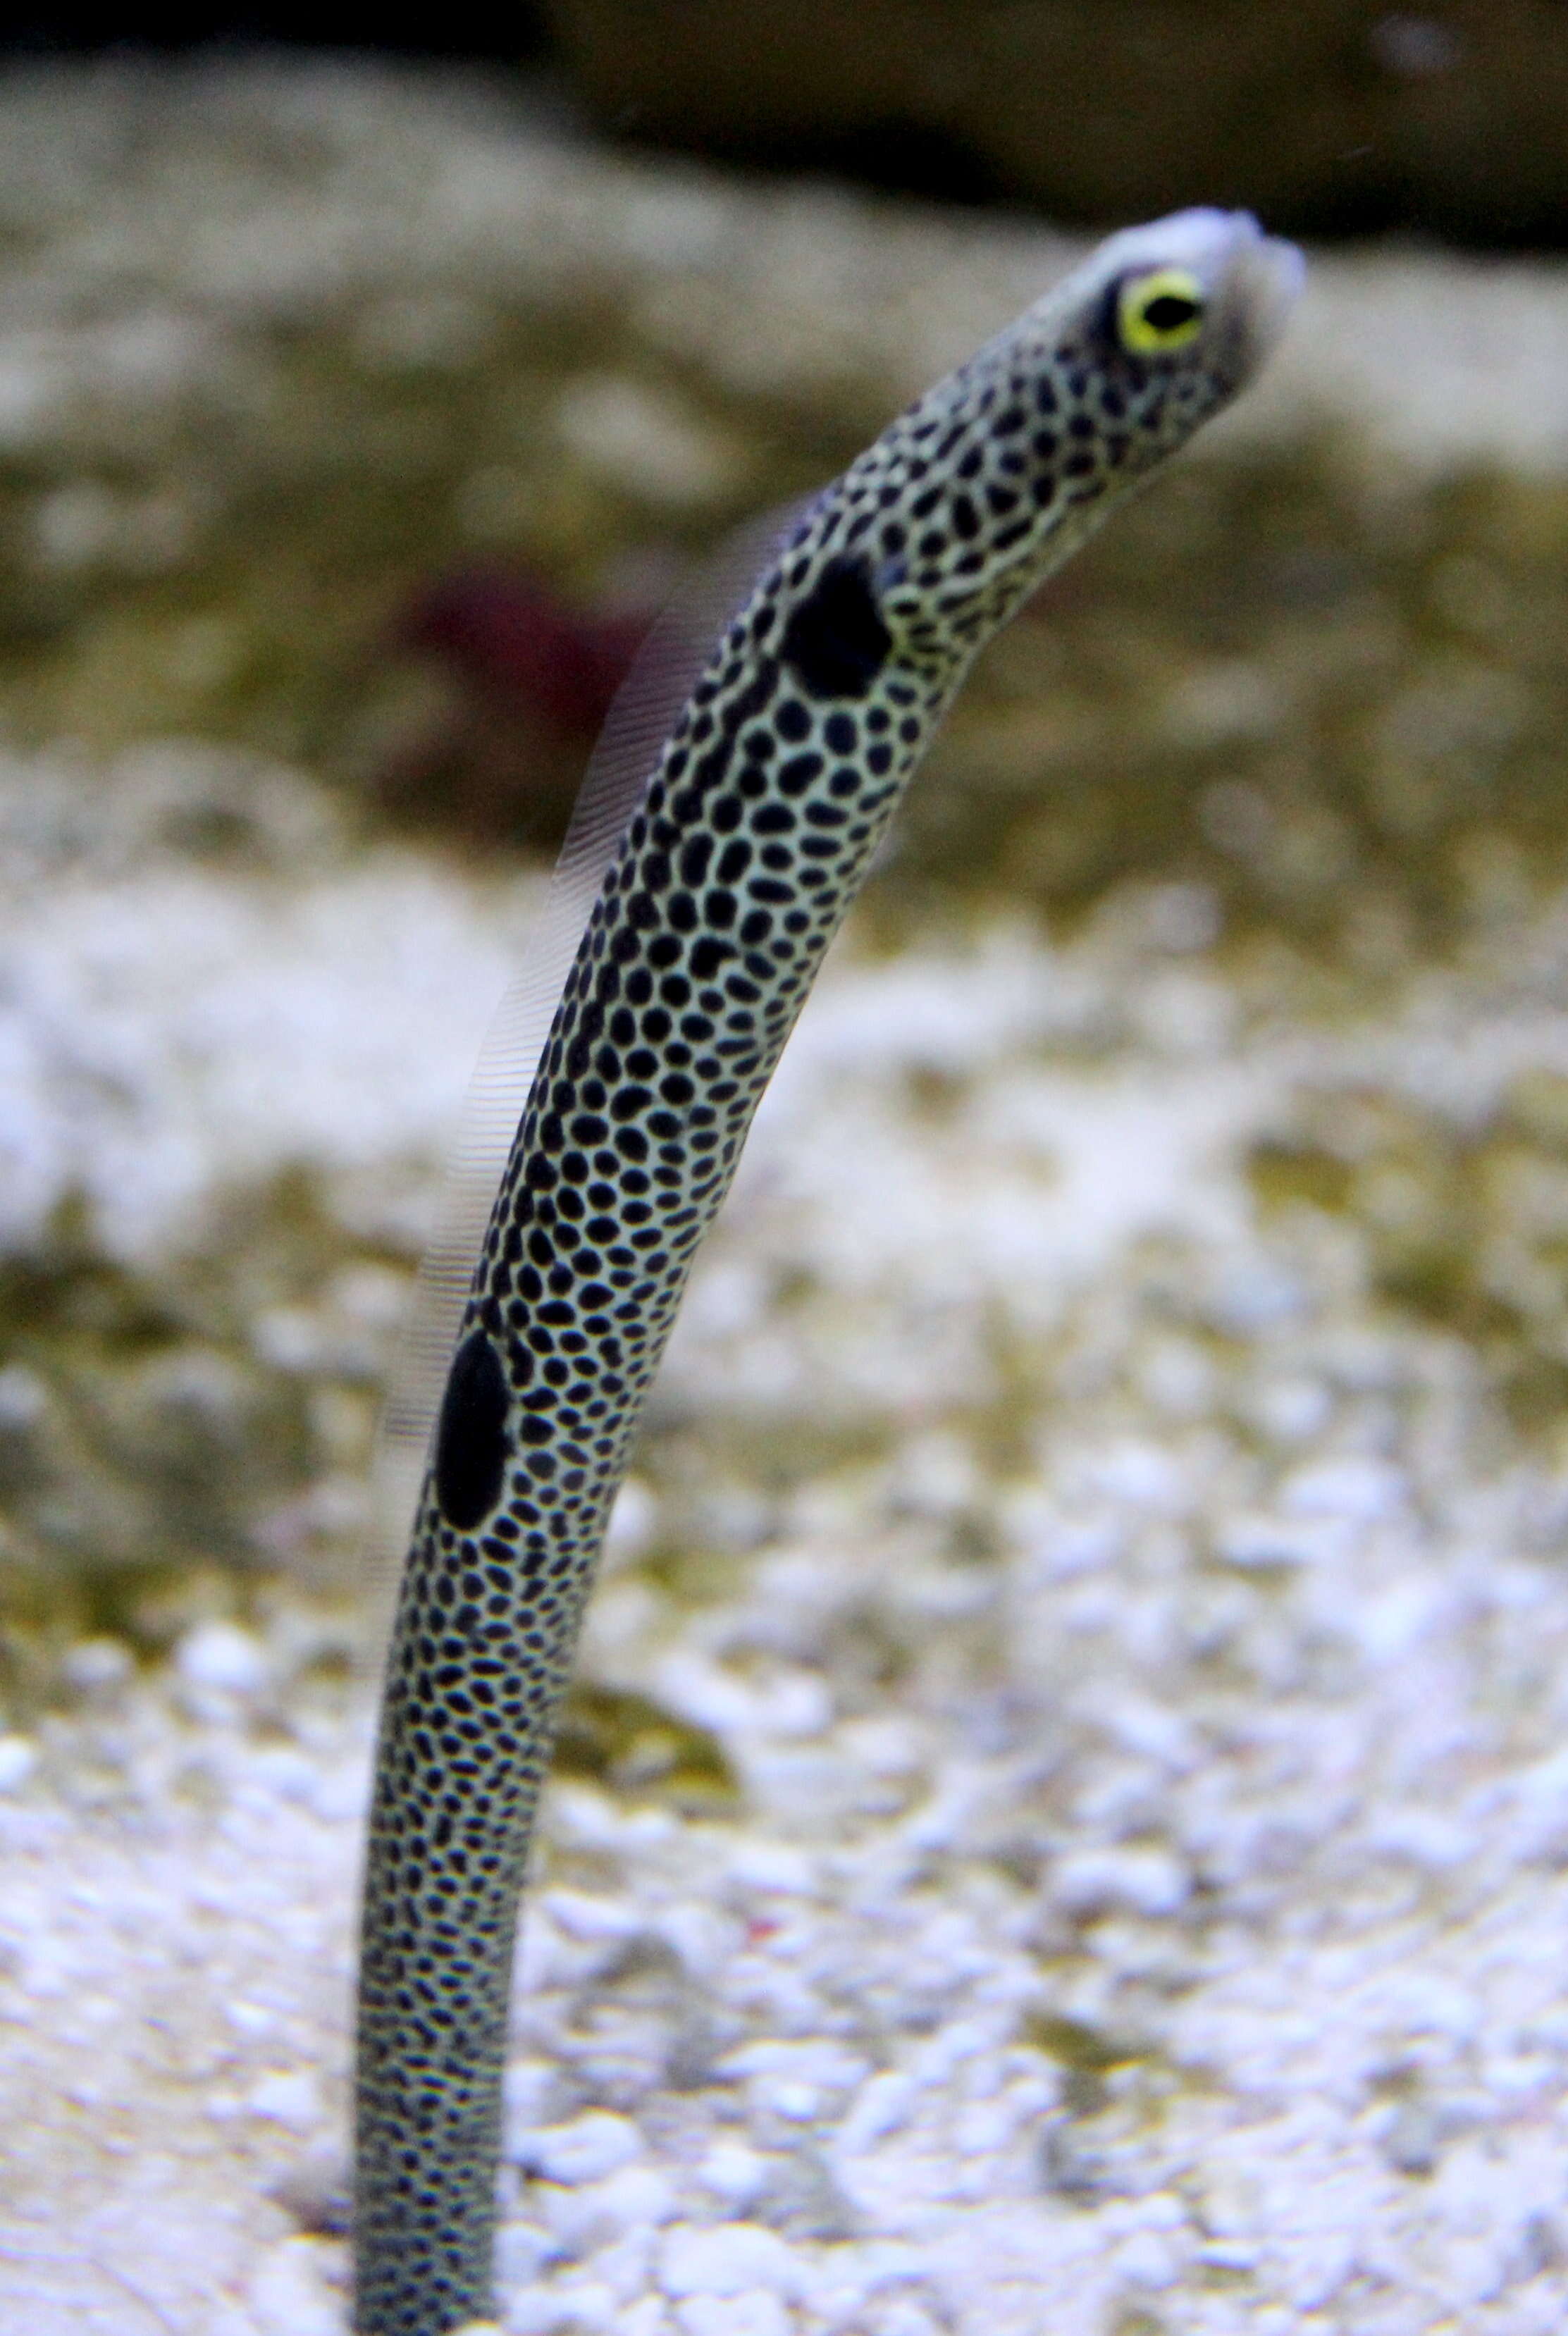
[0,300,805,841]
[876,450,1568,980]
[1027,2011,1155,2077]
[0,1175,405,1619]
[1247,1139,1356,1220]
[1247,1073,1568,1442]
[555,1681,737,1810]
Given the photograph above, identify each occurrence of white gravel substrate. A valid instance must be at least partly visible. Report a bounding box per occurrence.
[9,782,1568,2330]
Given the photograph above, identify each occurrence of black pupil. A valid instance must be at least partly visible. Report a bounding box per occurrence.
[1144,292,1199,333]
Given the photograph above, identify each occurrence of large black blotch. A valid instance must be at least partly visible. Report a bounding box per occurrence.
[434,1328,510,1531]
[779,557,891,699]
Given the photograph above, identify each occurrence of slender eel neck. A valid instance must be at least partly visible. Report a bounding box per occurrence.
[354,209,1301,2336]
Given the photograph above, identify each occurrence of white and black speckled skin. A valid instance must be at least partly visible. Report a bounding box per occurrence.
[354,211,1301,2335]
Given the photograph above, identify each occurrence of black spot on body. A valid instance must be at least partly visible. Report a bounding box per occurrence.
[779,753,824,796]
[435,1330,510,1532]
[780,557,891,699]
[691,936,735,978]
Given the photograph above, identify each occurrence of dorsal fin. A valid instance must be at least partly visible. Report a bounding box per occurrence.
[362,496,819,1674]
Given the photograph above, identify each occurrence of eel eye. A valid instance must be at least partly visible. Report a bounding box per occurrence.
[1116,266,1205,354]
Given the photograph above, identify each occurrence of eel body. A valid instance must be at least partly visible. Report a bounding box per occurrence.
[354,208,1302,2335]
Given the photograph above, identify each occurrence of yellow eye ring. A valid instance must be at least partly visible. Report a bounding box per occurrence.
[1116,266,1205,355]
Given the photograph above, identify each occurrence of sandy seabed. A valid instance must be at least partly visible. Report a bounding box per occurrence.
[6,58,1568,2336]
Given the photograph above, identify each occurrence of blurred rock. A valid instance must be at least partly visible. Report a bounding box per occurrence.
[546,0,1568,245]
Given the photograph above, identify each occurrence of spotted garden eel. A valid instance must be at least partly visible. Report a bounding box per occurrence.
[354,207,1302,2335]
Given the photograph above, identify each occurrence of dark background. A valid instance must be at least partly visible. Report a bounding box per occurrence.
[7,4,1568,246]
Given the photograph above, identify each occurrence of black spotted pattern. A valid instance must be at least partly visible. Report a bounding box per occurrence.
[355,224,1274,2336]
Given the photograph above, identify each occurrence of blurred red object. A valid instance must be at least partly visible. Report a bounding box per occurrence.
[400,567,650,736]
[371,564,653,850]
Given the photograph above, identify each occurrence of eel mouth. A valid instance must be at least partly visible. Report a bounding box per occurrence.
[1216,211,1307,379]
